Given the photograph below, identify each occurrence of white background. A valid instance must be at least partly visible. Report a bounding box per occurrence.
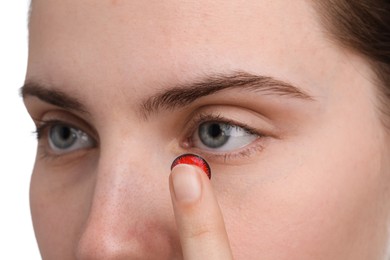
[0,1,41,259]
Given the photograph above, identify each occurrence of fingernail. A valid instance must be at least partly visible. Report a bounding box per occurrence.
[171,164,202,203]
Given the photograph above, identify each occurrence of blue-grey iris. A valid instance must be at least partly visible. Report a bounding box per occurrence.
[198,122,231,148]
[49,125,78,149]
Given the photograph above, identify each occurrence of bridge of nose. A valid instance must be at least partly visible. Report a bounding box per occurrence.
[75,144,182,259]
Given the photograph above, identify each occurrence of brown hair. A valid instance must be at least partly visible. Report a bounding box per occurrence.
[312,0,390,125]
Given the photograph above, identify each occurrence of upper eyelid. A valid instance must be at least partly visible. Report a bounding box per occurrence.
[32,110,100,142]
[32,119,77,140]
[185,113,262,138]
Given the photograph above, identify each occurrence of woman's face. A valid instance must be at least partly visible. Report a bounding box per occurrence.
[24,0,390,259]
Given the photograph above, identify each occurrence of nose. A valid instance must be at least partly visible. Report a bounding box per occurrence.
[75,138,182,259]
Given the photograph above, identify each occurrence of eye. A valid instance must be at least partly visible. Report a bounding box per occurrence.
[47,124,95,154]
[192,121,258,152]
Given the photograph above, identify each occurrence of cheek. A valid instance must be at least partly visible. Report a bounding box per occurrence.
[217,130,389,259]
[30,160,95,258]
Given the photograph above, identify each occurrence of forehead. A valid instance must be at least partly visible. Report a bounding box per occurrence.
[28,0,324,68]
[29,0,317,37]
[27,0,333,107]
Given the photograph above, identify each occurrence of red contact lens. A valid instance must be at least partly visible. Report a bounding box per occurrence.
[171,154,211,179]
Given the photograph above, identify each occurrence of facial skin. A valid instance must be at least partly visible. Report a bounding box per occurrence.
[23,0,390,259]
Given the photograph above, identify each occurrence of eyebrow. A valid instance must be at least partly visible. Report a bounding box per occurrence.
[141,71,313,117]
[21,82,88,114]
[21,71,313,118]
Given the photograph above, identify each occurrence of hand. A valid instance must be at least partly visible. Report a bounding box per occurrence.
[169,164,234,260]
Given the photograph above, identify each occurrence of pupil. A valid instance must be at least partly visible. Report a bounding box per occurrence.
[59,127,72,140]
[208,124,222,138]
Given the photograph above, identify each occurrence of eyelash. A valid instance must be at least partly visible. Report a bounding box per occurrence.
[33,114,266,161]
[33,118,99,160]
[183,113,266,161]
[34,119,69,140]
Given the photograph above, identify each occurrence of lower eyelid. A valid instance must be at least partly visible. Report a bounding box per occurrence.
[183,132,265,162]
[36,143,95,165]
[187,139,266,165]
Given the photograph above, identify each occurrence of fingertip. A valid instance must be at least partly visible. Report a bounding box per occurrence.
[170,164,202,204]
[168,161,233,259]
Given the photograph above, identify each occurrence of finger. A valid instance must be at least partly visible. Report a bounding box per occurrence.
[169,164,233,260]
